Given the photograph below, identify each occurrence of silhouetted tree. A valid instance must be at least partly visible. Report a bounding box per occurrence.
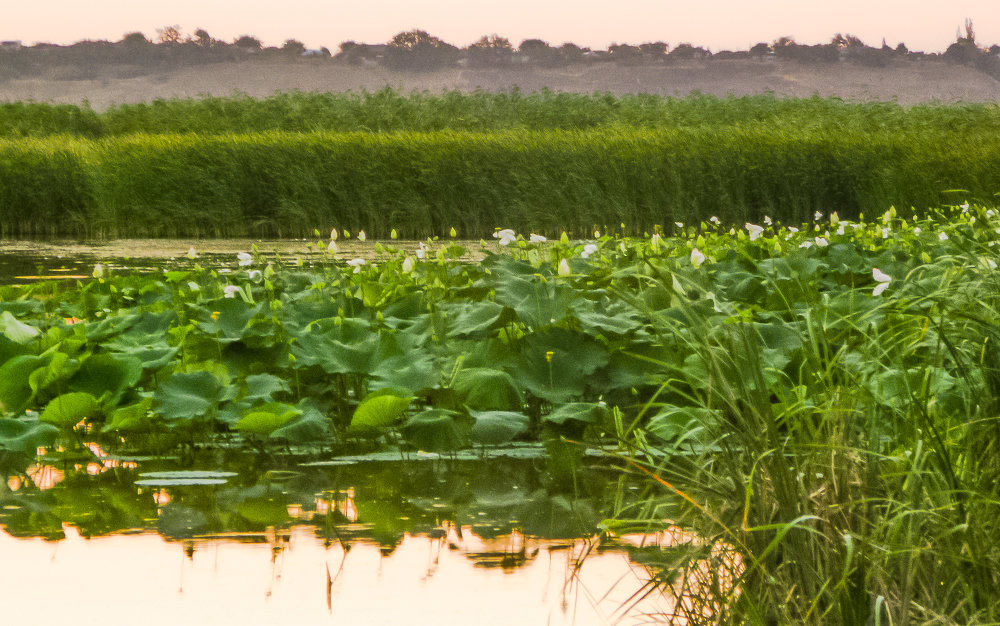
[234,35,263,52]
[608,43,642,65]
[749,42,771,59]
[518,39,558,66]
[383,30,458,71]
[282,39,306,56]
[467,34,513,67]
[639,42,668,62]
[156,25,183,44]
[669,43,709,60]
[120,32,151,48]
[193,28,212,48]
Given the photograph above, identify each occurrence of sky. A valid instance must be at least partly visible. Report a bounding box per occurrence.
[4,0,999,53]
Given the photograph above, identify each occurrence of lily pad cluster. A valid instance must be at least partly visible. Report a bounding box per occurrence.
[0,202,997,465]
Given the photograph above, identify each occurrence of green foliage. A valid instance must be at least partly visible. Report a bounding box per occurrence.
[40,392,100,428]
[2,93,1000,237]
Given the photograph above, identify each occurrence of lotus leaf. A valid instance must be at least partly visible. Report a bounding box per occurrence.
[0,311,40,344]
[153,371,224,423]
[102,397,155,433]
[0,355,44,414]
[469,410,530,445]
[40,392,101,428]
[452,368,522,411]
[401,408,472,451]
[351,389,413,430]
[235,402,302,436]
[0,418,59,454]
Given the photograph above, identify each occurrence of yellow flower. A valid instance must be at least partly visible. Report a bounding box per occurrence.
[545,351,554,363]
[210,311,220,320]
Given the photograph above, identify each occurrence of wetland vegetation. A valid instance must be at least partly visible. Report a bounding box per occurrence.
[2,91,1000,238]
[3,203,1000,623]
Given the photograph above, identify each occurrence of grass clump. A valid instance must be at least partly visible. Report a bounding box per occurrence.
[613,206,1000,625]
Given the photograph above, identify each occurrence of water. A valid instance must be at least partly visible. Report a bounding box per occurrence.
[0,239,686,625]
[0,238,489,285]
[0,450,680,625]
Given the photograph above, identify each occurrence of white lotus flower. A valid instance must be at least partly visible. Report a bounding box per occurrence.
[799,241,813,248]
[836,224,846,235]
[872,268,892,296]
[415,243,427,259]
[402,257,414,273]
[237,251,253,267]
[223,285,240,298]
[187,246,197,260]
[557,258,571,277]
[814,211,823,221]
[92,263,104,279]
[651,233,662,252]
[938,232,949,241]
[493,229,516,246]
[329,228,338,241]
[529,234,547,243]
[581,243,598,258]
[745,223,764,240]
[347,258,366,273]
[674,222,684,229]
[357,230,366,242]
[709,216,720,225]
[815,237,829,247]
[690,247,706,268]
[882,228,889,239]
[960,203,970,212]
[913,227,922,234]
[247,270,261,281]
[763,215,773,226]
[328,240,338,253]
[987,209,996,218]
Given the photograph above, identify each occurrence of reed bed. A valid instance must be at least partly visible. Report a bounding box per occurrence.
[2,90,1000,137]
[1,124,999,238]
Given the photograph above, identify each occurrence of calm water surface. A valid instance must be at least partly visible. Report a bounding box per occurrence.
[0,238,490,285]
[1,450,686,626]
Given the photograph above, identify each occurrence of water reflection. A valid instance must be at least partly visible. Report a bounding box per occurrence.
[0,238,490,285]
[0,455,677,624]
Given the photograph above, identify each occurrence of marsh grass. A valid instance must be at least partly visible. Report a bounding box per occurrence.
[619,227,1000,624]
[2,125,999,239]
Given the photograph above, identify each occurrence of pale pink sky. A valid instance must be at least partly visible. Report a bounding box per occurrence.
[4,1,998,53]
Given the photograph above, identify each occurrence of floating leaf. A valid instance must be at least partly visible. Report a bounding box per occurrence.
[137,470,237,486]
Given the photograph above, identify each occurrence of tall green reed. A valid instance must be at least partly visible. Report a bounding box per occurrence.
[2,127,999,239]
[617,226,1000,624]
